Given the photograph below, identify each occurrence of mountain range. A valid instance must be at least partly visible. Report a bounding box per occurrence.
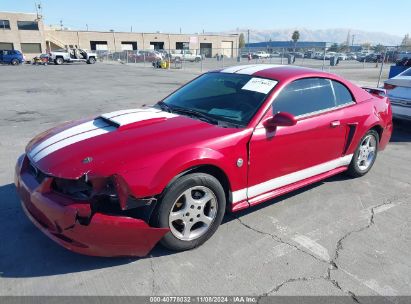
[218,28,403,46]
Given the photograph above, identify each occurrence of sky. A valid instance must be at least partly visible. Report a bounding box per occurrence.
[0,0,409,36]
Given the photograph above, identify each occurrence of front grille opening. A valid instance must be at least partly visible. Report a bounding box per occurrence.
[52,178,93,200]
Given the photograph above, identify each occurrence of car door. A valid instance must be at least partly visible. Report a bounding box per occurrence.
[0,50,3,63]
[3,50,12,63]
[247,77,350,204]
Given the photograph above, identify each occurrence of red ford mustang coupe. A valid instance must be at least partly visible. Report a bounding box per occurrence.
[15,65,393,257]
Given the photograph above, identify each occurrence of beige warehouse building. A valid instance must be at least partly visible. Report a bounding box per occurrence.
[0,11,239,59]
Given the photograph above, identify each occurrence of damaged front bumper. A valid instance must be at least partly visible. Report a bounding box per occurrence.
[14,155,169,257]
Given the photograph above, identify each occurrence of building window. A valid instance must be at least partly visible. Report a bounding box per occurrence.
[0,42,14,50]
[176,42,189,50]
[121,42,137,51]
[150,42,164,50]
[0,20,11,29]
[21,43,42,53]
[17,21,39,30]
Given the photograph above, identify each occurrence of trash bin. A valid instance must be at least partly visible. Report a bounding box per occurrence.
[330,56,337,66]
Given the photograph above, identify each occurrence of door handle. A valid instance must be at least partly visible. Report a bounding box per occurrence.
[330,120,341,128]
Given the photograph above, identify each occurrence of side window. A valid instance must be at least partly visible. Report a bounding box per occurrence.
[272,78,336,117]
[332,80,354,106]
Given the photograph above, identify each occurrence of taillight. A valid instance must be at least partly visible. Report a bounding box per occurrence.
[383,83,396,90]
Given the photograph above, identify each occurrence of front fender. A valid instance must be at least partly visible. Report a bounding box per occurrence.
[120,147,247,200]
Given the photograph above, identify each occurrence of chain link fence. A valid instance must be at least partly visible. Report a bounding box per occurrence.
[97,46,411,87]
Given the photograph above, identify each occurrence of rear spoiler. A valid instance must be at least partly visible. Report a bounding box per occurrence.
[362,87,387,97]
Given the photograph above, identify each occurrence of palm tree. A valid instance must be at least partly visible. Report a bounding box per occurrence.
[292,30,300,51]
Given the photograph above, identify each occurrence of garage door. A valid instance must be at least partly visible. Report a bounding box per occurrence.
[0,42,14,50]
[90,41,108,51]
[221,41,233,58]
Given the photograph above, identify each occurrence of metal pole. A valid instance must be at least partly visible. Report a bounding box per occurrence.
[377,52,386,87]
[247,29,250,58]
[322,46,326,71]
[281,48,284,65]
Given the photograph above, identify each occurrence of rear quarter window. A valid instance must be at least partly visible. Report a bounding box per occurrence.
[332,80,354,106]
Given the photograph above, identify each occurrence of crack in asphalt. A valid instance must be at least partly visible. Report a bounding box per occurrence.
[237,196,408,302]
[150,256,156,295]
[236,217,329,265]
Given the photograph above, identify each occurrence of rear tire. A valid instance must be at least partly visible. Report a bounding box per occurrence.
[346,130,379,177]
[153,173,226,252]
[55,57,64,65]
[11,59,19,65]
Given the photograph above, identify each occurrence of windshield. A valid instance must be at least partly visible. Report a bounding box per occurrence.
[160,72,277,126]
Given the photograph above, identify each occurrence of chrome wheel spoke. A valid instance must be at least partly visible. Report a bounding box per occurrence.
[195,192,212,207]
[200,215,213,227]
[170,210,185,222]
[182,221,194,239]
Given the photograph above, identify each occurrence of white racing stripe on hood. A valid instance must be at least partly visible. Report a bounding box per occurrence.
[221,64,281,75]
[29,108,177,162]
[32,126,116,162]
[100,108,177,126]
[28,119,110,159]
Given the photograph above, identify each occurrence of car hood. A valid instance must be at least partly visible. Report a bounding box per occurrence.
[26,108,239,179]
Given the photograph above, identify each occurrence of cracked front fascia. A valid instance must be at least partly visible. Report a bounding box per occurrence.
[238,195,409,302]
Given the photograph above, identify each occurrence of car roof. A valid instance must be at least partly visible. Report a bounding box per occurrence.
[217,64,338,82]
[216,64,373,102]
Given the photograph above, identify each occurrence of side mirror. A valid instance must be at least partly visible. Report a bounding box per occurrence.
[263,112,297,129]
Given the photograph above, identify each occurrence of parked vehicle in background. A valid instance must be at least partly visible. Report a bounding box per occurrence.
[253,51,270,59]
[49,48,97,65]
[128,50,163,63]
[324,52,337,60]
[346,53,357,60]
[364,54,383,63]
[32,54,50,65]
[337,53,348,60]
[170,50,202,62]
[0,50,25,65]
[384,67,411,120]
[304,51,315,58]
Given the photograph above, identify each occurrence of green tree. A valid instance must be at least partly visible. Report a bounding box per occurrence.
[239,33,246,49]
[291,30,300,51]
[373,44,386,53]
[401,34,410,46]
[328,43,339,52]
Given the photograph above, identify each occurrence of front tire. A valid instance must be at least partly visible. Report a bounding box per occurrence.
[87,57,96,64]
[11,59,19,65]
[346,130,379,177]
[153,173,226,251]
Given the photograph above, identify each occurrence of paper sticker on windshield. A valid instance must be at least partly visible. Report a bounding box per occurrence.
[242,78,278,94]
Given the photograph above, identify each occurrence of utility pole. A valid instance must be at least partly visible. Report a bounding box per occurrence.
[351,35,355,51]
[247,29,250,53]
[60,20,63,31]
[131,26,133,32]
[86,24,88,31]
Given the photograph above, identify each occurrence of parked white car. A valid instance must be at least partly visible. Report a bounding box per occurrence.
[170,50,202,62]
[254,51,270,59]
[384,67,411,120]
[337,53,348,60]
